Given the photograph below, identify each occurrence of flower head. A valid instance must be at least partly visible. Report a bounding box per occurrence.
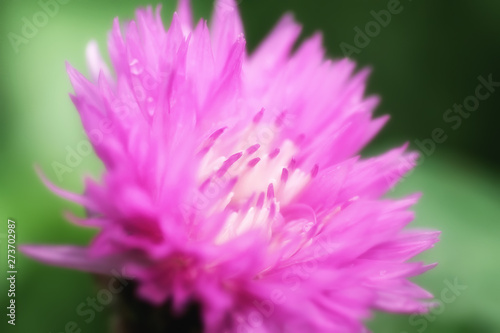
[23,0,439,332]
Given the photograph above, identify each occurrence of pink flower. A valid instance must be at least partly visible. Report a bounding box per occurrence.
[22,0,439,332]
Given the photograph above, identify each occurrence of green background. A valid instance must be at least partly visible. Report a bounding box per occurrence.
[1,0,499,332]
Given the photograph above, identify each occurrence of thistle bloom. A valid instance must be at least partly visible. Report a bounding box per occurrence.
[23,0,439,332]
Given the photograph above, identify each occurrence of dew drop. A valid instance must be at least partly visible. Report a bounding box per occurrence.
[129,58,144,75]
[302,222,314,233]
[146,97,155,116]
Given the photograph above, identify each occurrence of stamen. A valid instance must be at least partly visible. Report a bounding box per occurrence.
[209,127,226,141]
[311,164,319,178]
[269,202,276,218]
[275,111,287,127]
[269,148,280,159]
[246,144,260,155]
[281,168,289,183]
[216,152,243,177]
[267,183,275,200]
[253,108,264,123]
[256,192,265,209]
[247,157,261,168]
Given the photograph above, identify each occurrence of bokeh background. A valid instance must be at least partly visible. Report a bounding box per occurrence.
[1,0,499,332]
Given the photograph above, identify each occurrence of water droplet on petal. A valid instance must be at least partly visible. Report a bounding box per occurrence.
[302,222,314,233]
[129,58,143,75]
[146,97,155,116]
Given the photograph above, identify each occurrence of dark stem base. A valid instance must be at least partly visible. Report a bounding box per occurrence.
[102,278,204,333]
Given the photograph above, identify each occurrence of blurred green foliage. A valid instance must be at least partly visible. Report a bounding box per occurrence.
[1,0,499,332]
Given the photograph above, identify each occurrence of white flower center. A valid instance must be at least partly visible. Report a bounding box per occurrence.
[196,117,315,244]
